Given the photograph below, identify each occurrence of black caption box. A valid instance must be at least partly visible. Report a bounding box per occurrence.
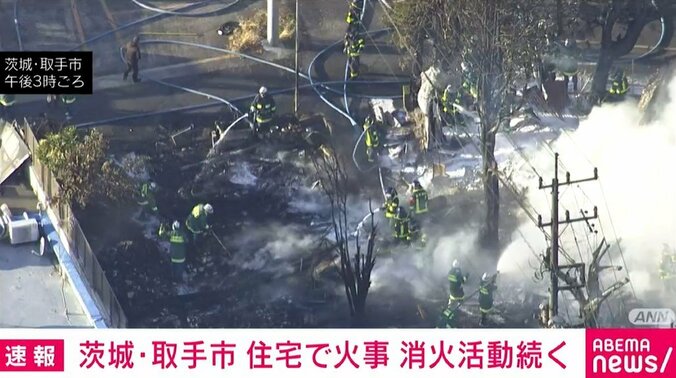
[0,51,93,95]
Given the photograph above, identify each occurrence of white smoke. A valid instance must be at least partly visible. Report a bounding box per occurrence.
[369,228,485,299]
[500,75,676,312]
[233,223,316,273]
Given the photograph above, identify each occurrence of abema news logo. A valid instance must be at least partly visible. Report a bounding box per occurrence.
[587,329,674,377]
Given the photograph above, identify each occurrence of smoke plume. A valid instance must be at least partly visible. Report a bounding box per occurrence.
[501,75,676,315]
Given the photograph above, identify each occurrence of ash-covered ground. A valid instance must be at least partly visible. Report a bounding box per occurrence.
[74,109,551,328]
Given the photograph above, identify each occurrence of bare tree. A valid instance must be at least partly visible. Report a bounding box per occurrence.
[577,0,668,98]
[557,238,629,327]
[387,0,557,253]
[313,146,377,324]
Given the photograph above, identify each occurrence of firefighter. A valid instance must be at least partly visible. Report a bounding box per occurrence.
[441,86,466,128]
[185,203,214,241]
[447,259,468,305]
[60,95,76,120]
[363,115,380,163]
[0,94,16,119]
[561,38,579,92]
[249,86,277,135]
[479,272,497,326]
[122,35,142,83]
[346,6,359,26]
[461,62,478,100]
[659,248,675,293]
[437,306,456,328]
[440,85,454,114]
[608,70,629,99]
[347,39,363,79]
[440,85,458,127]
[344,23,365,55]
[393,206,411,244]
[409,180,428,216]
[382,187,399,220]
[159,220,188,282]
[137,181,158,219]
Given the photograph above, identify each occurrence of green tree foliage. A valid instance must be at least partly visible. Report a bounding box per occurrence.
[36,127,134,208]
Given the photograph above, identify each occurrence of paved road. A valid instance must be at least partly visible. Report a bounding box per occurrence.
[8,0,404,137]
[0,182,91,328]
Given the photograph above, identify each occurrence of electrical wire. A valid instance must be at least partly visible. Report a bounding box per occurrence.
[557,128,636,299]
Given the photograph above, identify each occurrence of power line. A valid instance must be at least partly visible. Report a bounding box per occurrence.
[538,152,598,321]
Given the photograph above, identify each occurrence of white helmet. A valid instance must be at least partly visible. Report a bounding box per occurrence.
[149,182,157,190]
[259,86,268,96]
[482,272,489,281]
[172,220,180,230]
[452,259,459,268]
[461,62,468,71]
[204,203,214,214]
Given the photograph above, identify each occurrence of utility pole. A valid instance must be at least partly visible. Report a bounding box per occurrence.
[267,0,279,47]
[538,153,598,323]
[294,0,299,114]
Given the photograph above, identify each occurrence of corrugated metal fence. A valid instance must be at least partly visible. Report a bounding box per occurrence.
[19,120,128,328]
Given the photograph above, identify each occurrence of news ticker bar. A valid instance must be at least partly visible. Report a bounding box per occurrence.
[0,328,674,378]
[0,52,93,95]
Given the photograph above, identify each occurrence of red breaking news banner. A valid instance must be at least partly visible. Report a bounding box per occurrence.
[0,329,674,377]
[0,339,64,372]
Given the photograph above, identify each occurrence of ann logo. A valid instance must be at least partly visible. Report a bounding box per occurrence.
[628,308,675,327]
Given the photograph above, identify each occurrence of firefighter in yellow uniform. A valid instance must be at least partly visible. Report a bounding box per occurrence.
[363,116,380,163]
[448,259,468,305]
[479,272,497,326]
[409,180,428,216]
[185,203,214,242]
[393,206,411,244]
[608,70,629,99]
[250,86,277,136]
[382,187,399,221]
